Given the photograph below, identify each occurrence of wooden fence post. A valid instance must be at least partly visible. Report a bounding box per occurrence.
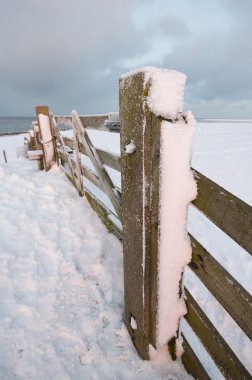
[35,105,57,171]
[119,71,161,359]
[72,126,84,196]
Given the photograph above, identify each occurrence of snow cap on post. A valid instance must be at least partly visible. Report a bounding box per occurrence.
[121,66,187,120]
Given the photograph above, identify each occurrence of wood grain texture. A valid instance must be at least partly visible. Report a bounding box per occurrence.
[83,165,103,192]
[72,111,122,220]
[181,333,211,380]
[85,189,122,239]
[184,289,251,379]
[55,114,121,132]
[120,71,161,358]
[35,106,56,171]
[193,169,252,255]
[62,136,121,172]
[189,234,252,341]
[73,128,84,195]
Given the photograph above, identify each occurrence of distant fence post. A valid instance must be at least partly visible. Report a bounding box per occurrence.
[35,105,57,171]
[119,71,161,359]
[3,150,7,163]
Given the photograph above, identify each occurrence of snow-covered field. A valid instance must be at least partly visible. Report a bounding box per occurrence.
[0,136,191,379]
[0,119,251,378]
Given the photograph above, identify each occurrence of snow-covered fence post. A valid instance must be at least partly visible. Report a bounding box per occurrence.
[119,68,197,360]
[35,106,57,171]
[120,70,160,359]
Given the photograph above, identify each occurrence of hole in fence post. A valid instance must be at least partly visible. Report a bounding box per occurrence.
[130,314,138,331]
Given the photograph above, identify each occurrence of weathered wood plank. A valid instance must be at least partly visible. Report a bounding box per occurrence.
[58,148,109,195]
[57,149,68,162]
[63,136,121,172]
[120,71,162,358]
[181,333,211,380]
[48,115,58,165]
[73,128,84,195]
[79,114,109,131]
[148,112,161,349]
[72,111,122,220]
[35,106,56,171]
[62,136,75,151]
[32,122,42,150]
[184,288,251,379]
[83,165,104,192]
[85,189,122,239]
[55,129,79,190]
[96,149,121,172]
[189,234,252,341]
[28,130,36,150]
[61,165,80,193]
[27,150,43,160]
[55,114,120,132]
[193,169,252,255]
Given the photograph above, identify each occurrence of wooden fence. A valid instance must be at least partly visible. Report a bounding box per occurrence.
[25,70,252,379]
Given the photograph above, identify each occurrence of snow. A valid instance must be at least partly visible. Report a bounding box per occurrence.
[124,140,136,155]
[181,319,224,380]
[184,268,252,374]
[72,120,252,374]
[121,67,186,120]
[146,68,186,120]
[0,134,191,380]
[191,120,252,205]
[157,112,197,349]
[38,113,54,166]
[1,114,251,377]
[38,114,51,143]
[130,317,138,330]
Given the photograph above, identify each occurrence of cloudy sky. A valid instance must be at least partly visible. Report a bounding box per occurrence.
[1,0,252,118]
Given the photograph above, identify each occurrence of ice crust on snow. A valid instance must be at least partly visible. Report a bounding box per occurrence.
[157,112,197,349]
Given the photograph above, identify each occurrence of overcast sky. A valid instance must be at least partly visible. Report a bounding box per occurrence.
[1,0,252,118]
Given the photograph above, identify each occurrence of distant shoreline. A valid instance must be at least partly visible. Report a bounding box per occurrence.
[0,131,27,136]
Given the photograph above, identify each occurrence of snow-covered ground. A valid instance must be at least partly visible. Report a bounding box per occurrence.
[0,136,191,379]
[63,120,252,377]
[0,118,251,378]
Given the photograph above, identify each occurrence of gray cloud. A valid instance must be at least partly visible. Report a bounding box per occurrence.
[0,0,251,117]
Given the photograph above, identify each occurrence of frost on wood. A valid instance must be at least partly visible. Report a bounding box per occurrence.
[157,111,197,350]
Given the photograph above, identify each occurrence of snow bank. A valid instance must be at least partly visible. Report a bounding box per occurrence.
[157,112,197,349]
[0,135,192,379]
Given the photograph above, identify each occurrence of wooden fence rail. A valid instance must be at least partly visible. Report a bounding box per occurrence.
[25,68,252,379]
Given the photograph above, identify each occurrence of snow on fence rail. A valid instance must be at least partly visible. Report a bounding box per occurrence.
[25,67,252,379]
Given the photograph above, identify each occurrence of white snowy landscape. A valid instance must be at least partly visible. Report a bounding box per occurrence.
[1,0,252,378]
[0,116,251,379]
